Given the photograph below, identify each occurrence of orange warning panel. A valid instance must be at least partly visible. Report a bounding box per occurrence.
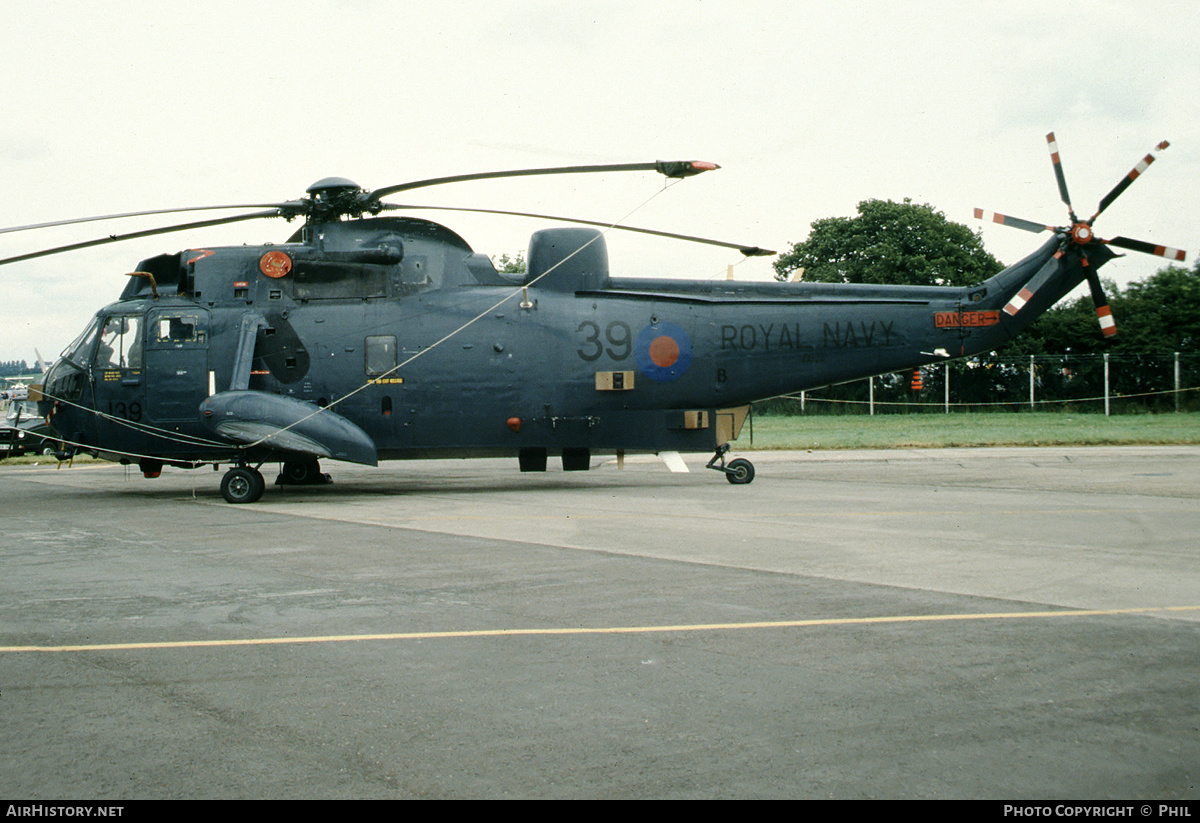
[935,310,1000,328]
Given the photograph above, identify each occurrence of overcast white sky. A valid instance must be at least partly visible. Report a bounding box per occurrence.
[2,0,1196,363]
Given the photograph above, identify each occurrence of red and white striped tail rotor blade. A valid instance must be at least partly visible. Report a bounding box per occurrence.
[1083,263,1117,338]
[1003,251,1064,317]
[1105,236,1188,262]
[1094,303,1117,337]
[1091,140,1170,222]
[1003,287,1036,317]
[1046,132,1075,216]
[974,208,1054,234]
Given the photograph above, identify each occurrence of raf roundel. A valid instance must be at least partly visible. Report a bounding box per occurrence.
[635,321,693,382]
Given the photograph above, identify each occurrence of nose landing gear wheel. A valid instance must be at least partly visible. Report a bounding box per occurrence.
[221,466,266,504]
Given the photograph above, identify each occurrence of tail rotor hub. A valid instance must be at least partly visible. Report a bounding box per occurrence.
[1071,222,1094,245]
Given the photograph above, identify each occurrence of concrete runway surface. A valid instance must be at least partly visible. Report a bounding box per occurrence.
[1,446,1198,799]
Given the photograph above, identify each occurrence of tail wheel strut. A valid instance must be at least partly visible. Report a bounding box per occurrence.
[706,443,755,485]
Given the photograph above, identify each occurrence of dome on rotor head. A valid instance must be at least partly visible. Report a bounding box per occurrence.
[306,177,362,197]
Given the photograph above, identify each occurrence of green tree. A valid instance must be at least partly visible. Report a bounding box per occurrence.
[773,198,1002,287]
[1013,262,1200,356]
[493,252,526,275]
[1106,263,1200,353]
[0,360,30,377]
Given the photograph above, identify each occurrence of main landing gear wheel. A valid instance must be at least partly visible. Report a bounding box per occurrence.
[221,466,266,504]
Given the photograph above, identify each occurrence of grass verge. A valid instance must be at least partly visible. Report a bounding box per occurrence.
[741,412,1200,451]
[0,453,98,467]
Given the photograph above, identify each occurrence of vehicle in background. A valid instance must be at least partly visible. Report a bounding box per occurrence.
[0,399,58,458]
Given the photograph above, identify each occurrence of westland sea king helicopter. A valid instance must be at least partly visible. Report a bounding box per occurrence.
[2,135,1187,503]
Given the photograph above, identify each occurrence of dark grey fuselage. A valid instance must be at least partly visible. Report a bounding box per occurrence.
[39,217,1097,468]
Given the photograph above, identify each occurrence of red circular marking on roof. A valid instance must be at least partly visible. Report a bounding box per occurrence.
[649,336,680,368]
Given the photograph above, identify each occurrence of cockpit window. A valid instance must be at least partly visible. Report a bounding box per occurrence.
[95,315,143,370]
[61,316,101,369]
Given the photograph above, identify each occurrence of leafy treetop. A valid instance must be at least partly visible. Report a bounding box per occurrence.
[773,198,1002,287]
[493,252,526,275]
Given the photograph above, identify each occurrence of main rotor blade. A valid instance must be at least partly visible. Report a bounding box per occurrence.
[0,210,281,267]
[1046,132,1076,218]
[367,160,719,202]
[1090,140,1170,223]
[1104,235,1187,262]
[381,203,774,256]
[0,202,296,236]
[974,209,1055,234]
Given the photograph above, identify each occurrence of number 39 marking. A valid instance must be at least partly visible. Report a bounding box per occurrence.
[577,320,632,362]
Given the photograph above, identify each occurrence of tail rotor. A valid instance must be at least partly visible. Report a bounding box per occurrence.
[977,133,1189,338]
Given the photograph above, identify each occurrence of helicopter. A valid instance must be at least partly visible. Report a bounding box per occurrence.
[1,136,1187,503]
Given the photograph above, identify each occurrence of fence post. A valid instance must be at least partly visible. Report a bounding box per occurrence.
[945,361,950,414]
[1104,353,1111,417]
[800,390,806,414]
[1029,354,1035,411]
[869,376,875,416]
[1176,352,1181,413]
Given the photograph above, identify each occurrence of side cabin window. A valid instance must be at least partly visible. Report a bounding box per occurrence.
[365,335,397,376]
[156,315,199,344]
[294,263,388,300]
[94,315,143,370]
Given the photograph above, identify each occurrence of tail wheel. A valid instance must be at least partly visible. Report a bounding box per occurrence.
[725,458,755,485]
